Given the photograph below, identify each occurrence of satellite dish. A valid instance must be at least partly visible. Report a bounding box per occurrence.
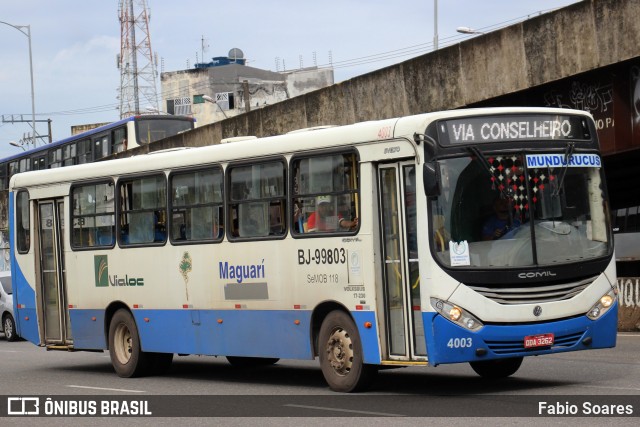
[228,48,244,60]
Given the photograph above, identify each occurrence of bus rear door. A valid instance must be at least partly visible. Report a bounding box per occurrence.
[377,162,426,362]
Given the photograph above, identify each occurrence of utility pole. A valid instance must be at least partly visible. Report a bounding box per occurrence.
[0,21,39,147]
[433,0,439,50]
[2,115,52,143]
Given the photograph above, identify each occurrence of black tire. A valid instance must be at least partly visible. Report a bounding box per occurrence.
[470,357,523,379]
[108,309,149,378]
[226,356,280,367]
[3,314,17,342]
[318,310,377,392]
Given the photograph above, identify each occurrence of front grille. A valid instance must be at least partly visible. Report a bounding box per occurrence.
[486,331,585,355]
[468,275,597,305]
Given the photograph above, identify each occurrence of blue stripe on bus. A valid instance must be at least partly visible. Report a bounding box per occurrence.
[69,308,380,363]
[424,301,618,365]
[8,193,40,345]
[69,309,107,349]
[132,309,314,359]
[9,265,39,344]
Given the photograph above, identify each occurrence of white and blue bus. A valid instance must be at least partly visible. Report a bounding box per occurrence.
[0,115,195,272]
[0,114,196,191]
[9,107,617,392]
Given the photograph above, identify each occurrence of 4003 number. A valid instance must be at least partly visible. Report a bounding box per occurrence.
[447,338,473,349]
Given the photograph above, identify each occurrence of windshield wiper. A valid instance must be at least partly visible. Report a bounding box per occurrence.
[551,142,575,198]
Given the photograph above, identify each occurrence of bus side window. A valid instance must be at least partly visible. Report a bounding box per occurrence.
[119,175,166,246]
[291,151,359,236]
[93,135,110,160]
[62,143,76,166]
[228,160,286,240]
[112,127,127,153]
[16,191,30,253]
[169,167,223,242]
[77,139,92,164]
[71,182,115,249]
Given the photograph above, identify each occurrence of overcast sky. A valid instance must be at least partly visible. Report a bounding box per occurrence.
[0,0,581,158]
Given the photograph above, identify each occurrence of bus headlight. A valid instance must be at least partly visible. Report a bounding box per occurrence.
[430,298,483,331]
[587,289,617,320]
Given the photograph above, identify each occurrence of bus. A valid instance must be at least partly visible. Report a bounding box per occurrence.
[0,114,196,191]
[8,107,617,392]
[0,115,195,272]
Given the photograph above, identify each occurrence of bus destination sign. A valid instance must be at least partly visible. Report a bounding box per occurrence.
[438,115,588,145]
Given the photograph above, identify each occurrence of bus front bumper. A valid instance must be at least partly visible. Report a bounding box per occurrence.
[423,301,618,366]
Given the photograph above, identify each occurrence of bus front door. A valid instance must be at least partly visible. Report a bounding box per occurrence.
[378,163,426,361]
[37,199,72,346]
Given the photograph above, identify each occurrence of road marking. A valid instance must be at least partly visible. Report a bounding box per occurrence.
[68,385,146,393]
[0,350,21,353]
[284,404,404,417]
[617,333,640,337]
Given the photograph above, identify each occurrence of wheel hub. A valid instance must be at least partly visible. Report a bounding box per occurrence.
[114,323,132,364]
[325,328,353,376]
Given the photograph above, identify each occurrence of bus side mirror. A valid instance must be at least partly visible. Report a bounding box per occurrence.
[423,161,441,198]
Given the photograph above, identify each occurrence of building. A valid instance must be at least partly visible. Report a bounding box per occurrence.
[160,48,334,125]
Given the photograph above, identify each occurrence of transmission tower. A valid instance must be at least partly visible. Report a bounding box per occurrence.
[118,0,160,118]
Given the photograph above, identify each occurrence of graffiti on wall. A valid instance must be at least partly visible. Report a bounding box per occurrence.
[543,80,615,131]
[616,278,640,308]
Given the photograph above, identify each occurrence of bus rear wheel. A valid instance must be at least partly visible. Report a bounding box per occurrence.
[318,310,377,392]
[108,309,148,378]
[470,357,523,379]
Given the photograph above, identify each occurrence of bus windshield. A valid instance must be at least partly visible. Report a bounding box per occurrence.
[135,118,194,145]
[431,152,611,268]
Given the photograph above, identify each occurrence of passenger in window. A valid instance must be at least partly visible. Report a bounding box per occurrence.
[482,197,520,240]
[307,196,358,232]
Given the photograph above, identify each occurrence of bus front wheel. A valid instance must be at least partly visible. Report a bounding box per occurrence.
[470,357,523,379]
[108,309,148,378]
[318,310,377,392]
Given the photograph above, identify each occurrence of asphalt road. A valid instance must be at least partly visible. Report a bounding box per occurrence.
[0,332,638,426]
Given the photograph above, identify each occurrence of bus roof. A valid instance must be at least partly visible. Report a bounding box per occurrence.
[9,107,594,190]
